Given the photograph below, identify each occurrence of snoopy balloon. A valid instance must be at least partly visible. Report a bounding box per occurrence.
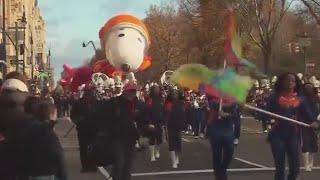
[99,14,151,73]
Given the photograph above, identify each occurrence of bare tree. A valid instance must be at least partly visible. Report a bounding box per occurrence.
[180,0,227,67]
[141,3,185,80]
[299,0,320,25]
[239,0,295,74]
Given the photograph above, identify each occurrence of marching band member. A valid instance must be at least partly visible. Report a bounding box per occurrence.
[94,81,140,180]
[164,88,186,168]
[145,84,164,161]
[70,88,99,173]
[265,73,318,180]
[207,97,239,180]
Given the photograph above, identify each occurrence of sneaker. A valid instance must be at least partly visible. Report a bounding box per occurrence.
[194,136,199,139]
[234,138,239,145]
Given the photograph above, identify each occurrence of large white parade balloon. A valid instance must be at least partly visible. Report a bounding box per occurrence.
[105,26,146,72]
[99,14,151,73]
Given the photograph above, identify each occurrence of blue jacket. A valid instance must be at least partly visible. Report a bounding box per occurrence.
[266,94,313,140]
[208,102,239,133]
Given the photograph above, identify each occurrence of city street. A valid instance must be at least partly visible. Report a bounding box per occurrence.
[56,117,320,180]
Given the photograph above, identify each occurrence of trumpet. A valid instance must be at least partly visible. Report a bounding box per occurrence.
[160,70,174,86]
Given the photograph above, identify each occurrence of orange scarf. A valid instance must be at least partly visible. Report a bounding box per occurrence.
[278,92,300,108]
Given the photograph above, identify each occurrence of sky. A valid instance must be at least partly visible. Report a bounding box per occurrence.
[38,0,165,81]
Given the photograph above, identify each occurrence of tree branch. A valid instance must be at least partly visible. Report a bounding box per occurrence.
[270,0,294,39]
[253,0,267,48]
[300,0,320,25]
[250,33,263,49]
[311,0,320,7]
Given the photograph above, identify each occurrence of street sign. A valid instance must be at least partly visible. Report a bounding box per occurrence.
[298,37,312,47]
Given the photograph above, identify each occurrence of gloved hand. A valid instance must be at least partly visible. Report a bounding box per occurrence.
[310,121,319,129]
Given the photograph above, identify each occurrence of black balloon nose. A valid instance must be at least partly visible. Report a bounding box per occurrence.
[121,64,130,72]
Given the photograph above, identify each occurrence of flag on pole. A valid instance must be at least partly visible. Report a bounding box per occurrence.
[224,11,264,76]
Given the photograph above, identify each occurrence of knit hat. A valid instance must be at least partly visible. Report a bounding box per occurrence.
[1,79,29,93]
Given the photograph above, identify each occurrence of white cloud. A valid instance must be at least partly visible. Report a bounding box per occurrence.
[51,38,99,81]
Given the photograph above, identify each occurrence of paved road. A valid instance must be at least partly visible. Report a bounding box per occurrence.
[55,117,320,180]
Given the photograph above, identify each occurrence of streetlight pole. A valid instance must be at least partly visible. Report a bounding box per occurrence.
[31,34,34,80]
[48,49,51,69]
[15,22,19,72]
[22,10,27,75]
[2,0,6,63]
[82,41,97,51]
[1,0,6,77]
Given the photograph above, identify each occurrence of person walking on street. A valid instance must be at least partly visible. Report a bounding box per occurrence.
[0,72,31,179]
[94,82,140,180]
[300,83,320,172]
[145,84,164,162]
[265,73,319,180]
[27,101,67,180]
[164,88,186,169]
[70,88,99,173]
[207,98,238,180]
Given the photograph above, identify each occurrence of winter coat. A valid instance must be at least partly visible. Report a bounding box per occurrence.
[300,96,320,152]
[208,102,239,132]
[0,90,30,177]
[22,121,67,180]
[164,100,186,131]
[266,94,313,141]
[0,90,67,179]
[134,99,148,137]
[70,98,97,134]
[146,97,164,127]
[94,96,139,145]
